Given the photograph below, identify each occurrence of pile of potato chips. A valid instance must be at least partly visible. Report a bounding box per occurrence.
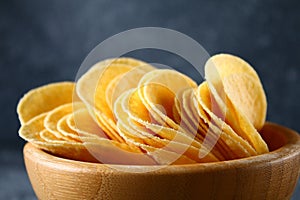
[17,54,269,164]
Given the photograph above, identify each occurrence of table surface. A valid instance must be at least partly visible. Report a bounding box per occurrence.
[1,147,299,200]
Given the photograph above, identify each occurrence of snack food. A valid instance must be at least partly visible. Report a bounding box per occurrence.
[17,55,269,164]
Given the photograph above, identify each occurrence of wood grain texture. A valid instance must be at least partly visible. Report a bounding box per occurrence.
[24,122,300,200]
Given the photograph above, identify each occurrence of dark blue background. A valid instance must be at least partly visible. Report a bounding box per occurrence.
[0,0,299,199]
[1,0,299,145]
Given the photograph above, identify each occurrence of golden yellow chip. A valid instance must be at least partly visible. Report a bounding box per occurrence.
[180,89,204,136]
[19,111,98,162]
[127,87,158,123]
[39,129,65,142]
[188,89,228,160]
[105,74,123,110]
[137,69,197,129]
[142,123,220,162]
[44,102,85,141]
[125,89,194,145]
[77,62,130,134]
[20,106,148,164]
[223,73,267,131]
[205,53,267,130]
[198,80,268,154]
[106,65,154,110]
[205,53,260,81]
[94,111,125,142]
[17,82,76,124]
[57,114,82,142]
[17,56,271,164]
[141,83,177,127]
[76,57,152,118]
[115,90,168,146]
[95,64,136,119]
[76,58,155,142]
[139,69,197,91]
[196,82,261,158]
[115,89,220,163]
[19,112,48,142]
[67,109,107,139]
[181,89,227,160]
[174,89,220,157]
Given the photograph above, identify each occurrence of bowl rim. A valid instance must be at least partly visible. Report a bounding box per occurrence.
[24,122,300,174]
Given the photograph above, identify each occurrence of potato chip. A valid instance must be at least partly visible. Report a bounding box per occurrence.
[174,89,223,160]
[195,85,244,159]
[17,82,76,124]
[179,89,227,160]
[77,63,133,139]
[19,113,48,143]
[139,69,197,91]
[125,89,195,144]
[18,55,271,164]
[44,102,85,141]
[39,129,69,143]
[115,90,172,146]
[205,53,267,130]
[180,89,204,137]
[94,111,125,142]
[203,72,268,153]
[116,115,204,164]
[196,82,259,158]
[115,89,220,163]
[124,89,197,146]
[223,73,267,131]
[105,74,123,110]
[106,65,154,110]
[67,109,107,139]
[137,69,197,130]
[19,105,151,164]
[76,57,152,119]
[57,114,83,142]
[77,58,155,142]
[142,123,220,162]
[85,134,193,165]
[95,65,137,120]
[19,111,99,162]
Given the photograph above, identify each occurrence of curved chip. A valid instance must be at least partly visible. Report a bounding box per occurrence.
[17,56,270,164]
[196,82,261,158]
[223,73,267,131]
[138,69,197,130]
[44,102,85,141]
[76,57,155,142]
[115,89,220,163]
[205,53,267,130]
[106,65,154,111]
[17,82,76,124]
[19,113,48,143]
[67,109,107,139]
[57,114,82,142]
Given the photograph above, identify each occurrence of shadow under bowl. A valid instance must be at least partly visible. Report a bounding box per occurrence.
[24,122,300,200]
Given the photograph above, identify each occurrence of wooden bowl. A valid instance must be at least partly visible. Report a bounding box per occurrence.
[24,122,300,200]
